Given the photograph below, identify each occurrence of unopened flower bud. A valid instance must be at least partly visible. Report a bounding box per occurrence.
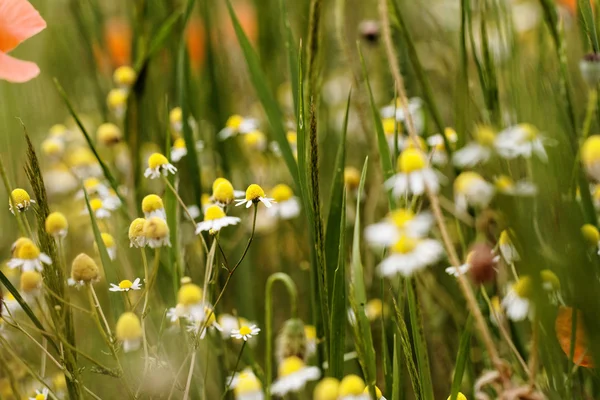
[276,318,307,362]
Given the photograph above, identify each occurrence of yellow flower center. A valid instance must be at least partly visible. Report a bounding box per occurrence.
[173,138,186,149]
[271,184,293,202]
[204,307,216,324]
[499,230,513,246]
[447,393,467,400]
[243,130,265,147]
[454,171,483,194]
[17,241,41,259]
[113,65,136,87]
[582,224,600,246]
[67,148,96,166]
[119,280,133,289]
[204,205,226,221]
[20,270,42,292]
[107,88,128,109]
[391,236,418,254]
[278,356,305,377]
[344,167,361,189]
[148,153,169,169]
[49,124,67,138]
[116,312,142,340]
[582,135,600,165]
[234,374,261,395]
[365,299,385,320]
[83,177,101,190]
[42,138,64,156]
[239,325,252,336]
[397,149,426,173]
[170,107,183,124]
[245,184,266,201]
[101,233,115,248]
[494,175,514,191]
[97,123,122,145]
[177,283,203,305]
[304,325,316,340]
[286,131,298,145]
[444,127,458,146]
[541,269,560,290]
[90,198,104,212]
[513,276,532,298]
[363,386,383,399]
[35,394,45,400]
[143,217,169,239]
[213,181,235,204]
[142,194,164,213]
[45,212,68,235]
[226,114,244,130]
[389,208,415,228]
[129,218,146,239]
[11,188,31,205]
[314,377,340,400]
[382,118,397,136]
[339,374,365,396]
[475,125,496,146]
[519,123,538,141]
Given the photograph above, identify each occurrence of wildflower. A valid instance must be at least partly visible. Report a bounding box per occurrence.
[170,107,184,133]
[41,137,64,160]
[171,138,188,162]
[113,65,136,89]
[267,184,300,219]
[287,131,298,156]
[380,98,424,135]
[100,233,117,260]
[498,229,519,263]
[344,167,361,193]
[177,283,204,320]
[85,198,113,219]
[7,238,52,272]
[232,370,264,400]
[67,147,103,178]
[45,212,68,238]
[494,123,551,162]
[218,314,253,339]
[502,276,532,321]
[447,393,467,400]
[270,356,321,396]
[453,171,495,212]
[49,123,68,139]
[377,235,444,277]
[28,387,49,400]
[20,270,42,296]
[494,175,537,196]
[489,296,502,326]
[365,299,388,321]
[77,177,109,199]
[96,123,122,146]
[304,325,317,357]
[109,278,142,292]
[427,128,458,166]
[231,324,261,341]
[452,126,495,167]
[2,292,19,317]
[580,53,600,87]
[365,208,433,246]
[313,377,340,400]
[582,135,600,181]
[187,306,223,338]
[107,88,128,118]
[142,194,166,220]
[143,217,171,248]
[128,218,147,248]
[144,152,177,179]
[52,373,67,396]
[0,0,46,83]
[115,312,142,352]
[338,374,366,400]
[195,205,241,234]
[235,184,275,208]
[581,223,600,253]
[103,188,122,210]
[212,177,244,206]
[218,114,258,140]
[9,188,35,213]
[385,148,441,197]
[68,253,100,287]
[364,386,386,400]
[243,130,267,151]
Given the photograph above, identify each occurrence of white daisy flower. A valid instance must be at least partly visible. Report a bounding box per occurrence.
[28,387,49,400]
[143,217,171,248]
[144,152,177,179]
[498,230,519,263]
[453,172,495,212]
[218,314,253,339]
[7,238,52,272]
[229,369,264,400]
[142,194,166,220]
[365,208,433,247]
[186,306,223,339]
[218,114,259,140]
[109,278,142,292]
[267,184,301,220]
[502,277,532,321]
[195,205,241,234]
[115,312,142,353]
[494,175,537,197]
[379,97,425,135]
[494,123,552,162]
[83,198,114,219]
[271,356,321,396]
[385,148,441,197]
[377,235,444,277]
[427,128,458,166]
[231,324,261,341]
[170,138,188,162]
[2,292,20,317]
[235,184,275,209]
[452,126,496,168]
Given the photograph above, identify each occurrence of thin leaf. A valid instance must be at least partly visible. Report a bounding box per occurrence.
[578,0,599,53]
[392,335,401,400]
[278,0,299,115]
[450,315,472,400]
[391,293,422,399]
[135,10,183,72]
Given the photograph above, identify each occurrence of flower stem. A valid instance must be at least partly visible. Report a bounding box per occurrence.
[222,342,247,398]
[182,351,197,400]
[137,248,151,396]
[89,284,111,335]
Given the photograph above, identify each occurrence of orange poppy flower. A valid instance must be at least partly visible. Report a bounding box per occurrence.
[104,17,131,68]
[555,306,594,368]
[186,17,206,70]
[0,0,46,83]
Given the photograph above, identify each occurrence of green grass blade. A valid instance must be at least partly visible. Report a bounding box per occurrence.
[357,45,396,209]
[134,10,183,72]
[578,0,599,53]
[329,190,347,379]
[450,314,472,400]
[325,89,351,302]
[349,157,378,398]
[278,0,299,114]
[224,0,300,189]
[381,284,393,393]
[391,294,422,399]
[392,335,401,400]
[406,279,434,400]
[83,188,124,320]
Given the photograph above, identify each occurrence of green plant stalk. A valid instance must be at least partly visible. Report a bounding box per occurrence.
[222,341,247,398]
[450,315,472,400]
[578,0,599,53]
[265,272,299,398]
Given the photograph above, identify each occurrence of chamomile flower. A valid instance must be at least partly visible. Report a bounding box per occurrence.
[243,130,268,152]
[68,253,100,287]
[20,270,42,298]
[304,325,317,357]
[28,387,49,400]
[49,123,69,140]
[143,217,171,248]
[498,229,519,263]
[231,324,261,341]
[377,235,444,277]
[67,147,103,179]
[581,224,600,253]
[494,175,537,196]
[218,314,252,339]
[45,212,68,238]
[494,123,551,162]
[385,148,441,197]
[109,278,142,292]
[582,135,600,181]
[96,123,122,146]
[76,177,110,199]
[107,88,128,118]
[313,377,340,400]
[453,171,495,212]
[364,386,386,400]
[235,184,275,208]
[103,188,122,210]
[380,97,425,134]
[41,137,64,160]
[195,205,241,234]
[113,65,136,89]
[177,283,205,321]
[7,238,52,272]
[170,138,188,162]
[427,128,458,166]
[84,198,113,219]
[338,374,367,400]
[447,393,467,400]
[2,293,19,317]
[344,167,361,193]
[382,117,401,149]
[270,356,321,396]
[267,184,301,219]
[211,177,245,206]
[98,233,117,260]
[170,107,184,133]
[218,114,258,140]
[144,152,177,179]
[9,188,35,213]
[365,208,433,247]
[452,125,495,167]
[232,369,264,400]
[502,276,532,321]
[116,312,142,352]
[187,306,223,338]
[142,194,166,220]
[365,299,389,321]
[128,218,147,248]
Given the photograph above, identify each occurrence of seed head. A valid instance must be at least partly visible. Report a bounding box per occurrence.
[97,123,122,146]
[70,253,100,283]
